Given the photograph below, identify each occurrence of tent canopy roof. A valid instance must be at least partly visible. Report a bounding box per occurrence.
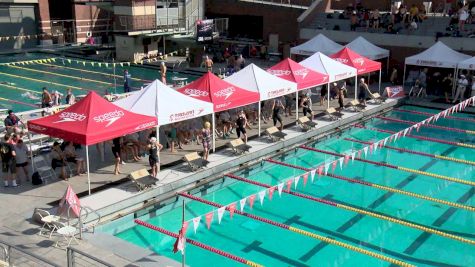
[405,41,471,68]
[224,63,297,101]
[330,47,381,75]
[267,58,329,90]
[458,57,475,71]
[300,52,357,82]
[177,72,260,112]
[345,36,389,60]
[114,80,214,126]
[27,91,157,145]
[290,34,344,56]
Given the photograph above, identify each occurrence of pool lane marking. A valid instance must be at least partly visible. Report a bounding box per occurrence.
[344,138,475,167]
[0,96,37,108]
[0,71,85,90]
[178,192,413,267]
[354,124,475,149]
[393,108,475,123]
[262,160,475,246]
[0,82,39,93]
[376,115,475,135]
[38,62,152,82]
[7,65,112,86]
[300,145,475,187]
[134,219,263,267]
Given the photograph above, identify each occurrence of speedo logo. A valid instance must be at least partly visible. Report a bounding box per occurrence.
[214,87,235,100]
[268,69,291,76]
[353,58,364,66]
[93,110,124,127]
[184,88,209,97]
[293,69,309,79]
[53,112,86,123]
[334,58,348,64]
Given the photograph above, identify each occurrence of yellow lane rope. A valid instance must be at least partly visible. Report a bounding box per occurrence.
[434,155,475,166]
[0,82,39,93]
[7,65,112,85]
[288,227,414,267]
[397,166,475,187]
[0,71,85,90]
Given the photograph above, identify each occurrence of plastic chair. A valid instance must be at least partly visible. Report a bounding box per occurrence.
[33,155,57,184]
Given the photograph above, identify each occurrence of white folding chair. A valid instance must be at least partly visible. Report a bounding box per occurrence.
[33,155,57,184]
[51,221,79,247]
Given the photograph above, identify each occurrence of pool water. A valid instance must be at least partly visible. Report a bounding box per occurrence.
[101,105,475,267]
[0,52,195,112]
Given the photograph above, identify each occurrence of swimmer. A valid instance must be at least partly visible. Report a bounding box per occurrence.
[0,82,16,86]
[21,92,40,100]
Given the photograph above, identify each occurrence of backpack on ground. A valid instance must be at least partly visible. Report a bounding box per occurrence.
[0,143,10,160]
[32,172,43,185]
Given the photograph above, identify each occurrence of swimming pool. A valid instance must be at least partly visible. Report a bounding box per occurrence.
[0,52,195,112]
[99,105,475,267]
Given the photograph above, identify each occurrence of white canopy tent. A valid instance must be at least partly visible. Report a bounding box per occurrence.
[225,63,298,134]
[300,52,357,108]
[115,80,214,164]
[290,34,344,56]
[403,41,471,95]
[345,36,389,60]
[457,57,475,71]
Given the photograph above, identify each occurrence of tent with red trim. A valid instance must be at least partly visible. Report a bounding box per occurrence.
[27,91,157,194]
[330,47,381,75]
[267,58,329,90]
[176,72,260,112]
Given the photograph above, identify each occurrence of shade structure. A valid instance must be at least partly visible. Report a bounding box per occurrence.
[330,47,382,75]
[267,58,329,90]
[114,79,213,126]
[345,36,389,60]
[290,34,344,56]
[457,57,475,71]
[405,41,471,69]
[177,72,260,112]
[28,91,157,145]
[225,63,298,101]
[300,52,357,82]
[28,91,157,195]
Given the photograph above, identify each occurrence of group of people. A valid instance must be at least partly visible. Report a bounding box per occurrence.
[40,87,76,114]
[1,132,30,187]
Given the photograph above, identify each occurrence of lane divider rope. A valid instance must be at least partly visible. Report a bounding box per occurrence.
[0,71,85,90]
[0,81,39,93]
[344,138,475,166]
[393,108,475,123]
[262,160,475,245]
[0,96,38,108]
[134,219,263,267]
[376,115,475,135]
[299,145,475,187]
[179,192,413,267]
[354,124,475,149]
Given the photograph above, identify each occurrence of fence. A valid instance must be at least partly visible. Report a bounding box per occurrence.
[0,240,61,267]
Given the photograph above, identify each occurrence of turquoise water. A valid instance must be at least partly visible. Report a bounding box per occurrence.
[0,52,194,112]
[103,105,475,266]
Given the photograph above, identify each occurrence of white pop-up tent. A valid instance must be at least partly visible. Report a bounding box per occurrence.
[345,36,389,60]
[300,52,357,108]
[457,57,475,71]
[290,34,344,56]
[403,41,471,94]
[225,63,298,134]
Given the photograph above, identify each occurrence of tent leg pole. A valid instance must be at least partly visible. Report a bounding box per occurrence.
[27,130,35,173]
[156,124,160,177]
[86,145,91,195]
[452,68,457,98]
[258,102,261,137]
[295,92,299,124]
[355,75,358,100]
[386,57,390,77]
[327,82,330,109]
[212,113,216,153]
[378,70,382,95]
[402,64,406,90]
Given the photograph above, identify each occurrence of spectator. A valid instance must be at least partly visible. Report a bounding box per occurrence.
[418,68,428,89]
[444,0,454,16]
[272,98,285,131]
[1,134,17,187]
[51,141,67,180]
[372,9,381,29]
[219,111,231,138]
[338,82,347,109]
[458,4,469,31]
[160,62,167,85]
[4,110,21,134]
[123,70,131,93]
[63,141,85,176]
[65,88,75,105]
[147,137,163,178]
[236,110,248,143]
[51,91,62,106]
[453,74,468,103]
[301,95,313,117]
[350,11,358,31]
[409,4,419,22]
[14,139,28,184]
[358,78,371,105]
[201,121,212,160]
[284,94,294,117]
[442,73,454,103]
[320,85,328,106]
[390,68,398,84]
[235,54,245,71]
[110,137,122,175]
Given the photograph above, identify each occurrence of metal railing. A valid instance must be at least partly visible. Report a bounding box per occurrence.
[66,247,114,267]
[0,240,61,267]
[238,0,315,9]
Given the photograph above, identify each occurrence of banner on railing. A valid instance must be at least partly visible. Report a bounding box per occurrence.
[196,19,214,42]
[385,86,405,98]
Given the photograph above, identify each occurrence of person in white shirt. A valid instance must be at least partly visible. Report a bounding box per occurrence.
[14,139,29,183]
[453,74,468,103]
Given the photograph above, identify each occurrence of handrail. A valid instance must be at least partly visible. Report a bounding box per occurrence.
[67,247,114,267]
[0,239,61,267]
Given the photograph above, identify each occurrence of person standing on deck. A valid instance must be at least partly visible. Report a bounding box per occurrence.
[160,62,167,85]
[123,70,132,93]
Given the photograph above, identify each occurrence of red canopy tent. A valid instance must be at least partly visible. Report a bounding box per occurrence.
[177,72,260,112]
[177,72,260,151]
[267,58,329,90]
[330,47,383,95]
[28,91,157,194]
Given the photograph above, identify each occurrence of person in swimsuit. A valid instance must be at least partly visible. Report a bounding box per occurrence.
[236,110,248,143]
[111,137,122,175]
[160,62,167,85]
[272,98,285,131]
[358,78,370,105]
[320,85,328,106]
[202,121,212,160]
[301,96,313,117]
[147,137,163,178]
[204,56,213,72]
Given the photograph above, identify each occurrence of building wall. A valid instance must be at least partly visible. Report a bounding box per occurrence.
[205,0,303,43]
[115,34,160,61]
[0,4,38,50]
[114,0,156,32]
[74,4,112,43]
[330,0,448,11]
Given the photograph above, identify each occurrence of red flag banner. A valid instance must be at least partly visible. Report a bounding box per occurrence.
[317,165,323,176]
[249,194,256,209]
[303,173,309,186]
[331,160,337,172]
[268,186,275,200]
[228,202,236,219]
[205,212,214,229]
[286,179,292,192]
